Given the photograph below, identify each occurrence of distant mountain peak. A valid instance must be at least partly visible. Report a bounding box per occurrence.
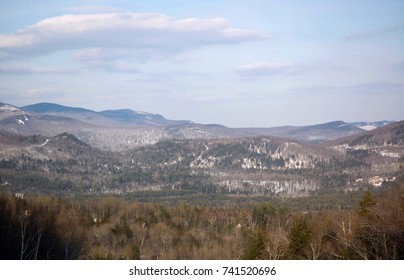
[99,108,166,124]
[19,102,189,126]
[21,102,93,114]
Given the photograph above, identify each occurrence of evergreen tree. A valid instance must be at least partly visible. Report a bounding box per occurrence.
[242,228,267,260]
[287,216,312,259]
[357,190,377,217]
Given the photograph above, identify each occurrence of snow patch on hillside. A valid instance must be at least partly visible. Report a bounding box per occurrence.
[218,179,318,197]
[360,125,377,131]
[40,139,50,147]
[1,105,19,111]
[242,158,267,170]
[379,150,400,158]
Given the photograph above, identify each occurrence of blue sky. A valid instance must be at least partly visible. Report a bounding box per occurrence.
[0,0,403,127]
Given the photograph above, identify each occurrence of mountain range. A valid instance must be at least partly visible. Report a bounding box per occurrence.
[20,102,192,126]
[0,100,402,199]
[0,101,396,151]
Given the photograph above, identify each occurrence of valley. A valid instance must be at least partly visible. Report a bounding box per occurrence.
[0,101,402,206]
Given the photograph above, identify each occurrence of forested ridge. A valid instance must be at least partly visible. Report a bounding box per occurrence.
[1,122,402,199]
[1,121,403,260]
[1,181,403,260]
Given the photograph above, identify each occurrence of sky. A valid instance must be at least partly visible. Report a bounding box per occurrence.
[0,0,403,127]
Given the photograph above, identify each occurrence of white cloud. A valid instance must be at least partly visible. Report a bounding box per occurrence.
[237,61,296,78]
[0,12,267,60]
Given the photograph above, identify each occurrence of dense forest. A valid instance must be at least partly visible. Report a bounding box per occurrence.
[1,128,402,200]
[1,180,403,260]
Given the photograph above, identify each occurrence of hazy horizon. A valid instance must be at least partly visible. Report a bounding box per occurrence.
[1,0,403,127]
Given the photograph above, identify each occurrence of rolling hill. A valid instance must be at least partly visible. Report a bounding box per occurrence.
[2,101,394,151]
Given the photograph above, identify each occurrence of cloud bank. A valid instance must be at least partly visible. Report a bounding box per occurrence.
[0,12,267,61]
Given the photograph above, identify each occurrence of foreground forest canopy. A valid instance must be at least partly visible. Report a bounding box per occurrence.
[1,182,403,260]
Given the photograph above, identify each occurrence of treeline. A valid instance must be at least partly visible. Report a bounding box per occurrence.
[1,185,403,260]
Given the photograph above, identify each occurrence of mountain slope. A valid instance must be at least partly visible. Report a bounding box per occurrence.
[328,120,404,147]
[239,121,364,143]
[0,112,92,137]
[0,102,29,121]
[22,103,93,114]
[349,121,396,131]
[326,121,404,175]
